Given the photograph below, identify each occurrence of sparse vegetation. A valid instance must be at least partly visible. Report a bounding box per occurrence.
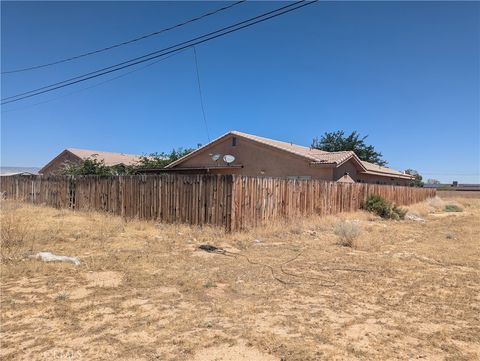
[54,291,70,302]
[362,195,407,220]
[1,198,479,360]
[0,203,34,261]
[445,204,463,212]
[334,220,361,247]
[427,196,446,209]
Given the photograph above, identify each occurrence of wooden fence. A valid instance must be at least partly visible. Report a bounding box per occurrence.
[0,174,435,231]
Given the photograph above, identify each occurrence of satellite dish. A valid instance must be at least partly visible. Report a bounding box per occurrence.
[223,154,235,164]
[211,154,220,161]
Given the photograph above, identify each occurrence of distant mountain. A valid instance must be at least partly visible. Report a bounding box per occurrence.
[0,166,40,175]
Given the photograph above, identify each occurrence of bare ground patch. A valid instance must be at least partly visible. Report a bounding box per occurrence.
[1,198,479,360]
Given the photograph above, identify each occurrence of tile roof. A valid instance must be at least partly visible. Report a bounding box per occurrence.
[168,130,412,179]
[230,131,355,165]
[67,148,141,166]
[361,161,413,179]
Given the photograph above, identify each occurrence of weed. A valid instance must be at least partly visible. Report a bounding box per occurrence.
[362,195,406,220]
[445,204,463,212]
[55,292,70,302]
[427,196,446,209]
[203,281,217,288]
[0,210,30,261]
[334,220,361,247]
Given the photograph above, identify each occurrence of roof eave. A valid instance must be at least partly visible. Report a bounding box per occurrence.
[39,149,82,174]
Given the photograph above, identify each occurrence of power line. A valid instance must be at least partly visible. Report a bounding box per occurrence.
[192,46,211,142]
[1,1,316,105]
[1,1,247,75]
[1,49,189,113]
[2,1,306,103]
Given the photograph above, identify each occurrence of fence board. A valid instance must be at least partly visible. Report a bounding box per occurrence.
[0,174,435,231]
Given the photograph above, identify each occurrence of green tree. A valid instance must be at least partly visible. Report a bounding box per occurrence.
[61,146,200,176]
[134,147,199,171]
[311,131,387,166]
[62,158,119,176]
[405,169,424,187]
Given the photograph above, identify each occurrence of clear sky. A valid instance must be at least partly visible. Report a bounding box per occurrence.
[1,1,479,183]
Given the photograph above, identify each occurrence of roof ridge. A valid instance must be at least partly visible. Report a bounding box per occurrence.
[67,147,141,157]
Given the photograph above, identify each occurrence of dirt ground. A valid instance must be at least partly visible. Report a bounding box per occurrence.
[1,196,479,361]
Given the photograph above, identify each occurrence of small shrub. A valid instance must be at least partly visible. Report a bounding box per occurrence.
[362,195,406,220]
[444,204,463,212]
[427,196,445,209]
[203,281,217,289]
[334,220,361,247]
[55,292,70,302]
[0,212,29,261]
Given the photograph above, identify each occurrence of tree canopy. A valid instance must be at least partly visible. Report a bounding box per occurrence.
[134,147,197,171]
[405,169,424,187]
[61,147,199,176]
[311,131,387,166]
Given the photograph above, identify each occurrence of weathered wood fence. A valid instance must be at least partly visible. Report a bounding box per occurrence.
[0,175,435,231]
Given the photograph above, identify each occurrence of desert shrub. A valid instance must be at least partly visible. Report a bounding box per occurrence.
[0,211,30,261]
[334,220,361,247]
[427,196,446,209]
[362,195,406,220]
[444,204,463,212]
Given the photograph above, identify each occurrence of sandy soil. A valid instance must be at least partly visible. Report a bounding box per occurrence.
[1,197,479,360]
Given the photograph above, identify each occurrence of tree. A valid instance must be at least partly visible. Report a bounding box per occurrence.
[61,146,200,176]
[405,169,424,187]
[62,157,119,176]
[311,131,387,166]
[133,146,199,171]
[426,179,441,185]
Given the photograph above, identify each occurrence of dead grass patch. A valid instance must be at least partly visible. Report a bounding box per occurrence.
[1,198,479,361]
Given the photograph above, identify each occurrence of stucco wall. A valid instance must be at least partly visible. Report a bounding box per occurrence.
[334,161,359,181]
[174,135,411,185]
[176,136,335,180]
[40,152,82,175]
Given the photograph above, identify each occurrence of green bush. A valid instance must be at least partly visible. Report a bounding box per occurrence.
[362,195,406,220]
[444,204,463,212]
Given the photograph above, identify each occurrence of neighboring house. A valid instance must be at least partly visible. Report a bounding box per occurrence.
[0,167,39,176]
[165,131,414,185]
[39,148,141,174]
[424,182,480,191]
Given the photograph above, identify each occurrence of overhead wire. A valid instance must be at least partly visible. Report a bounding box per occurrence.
[2,0,307,103]
[1,1,317,105]
[1,48,189,113]
[1,0,247,74]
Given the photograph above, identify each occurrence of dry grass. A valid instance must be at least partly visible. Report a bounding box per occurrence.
[1,197,479,361]
[334,220,361,247]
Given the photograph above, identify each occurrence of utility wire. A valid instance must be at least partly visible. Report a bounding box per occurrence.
[192,46,211,142]
[1,1,247,75]
[1,49,189,113]
[2,1,305,102]
[1,1,316,105]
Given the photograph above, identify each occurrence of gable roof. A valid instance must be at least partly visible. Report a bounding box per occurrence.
[66,148,141,166]
[39,148,141,173]
[361,161,413,179]
[166,130,413,180]
[166,131,365,170]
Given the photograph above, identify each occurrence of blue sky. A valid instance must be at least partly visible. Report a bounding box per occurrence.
[1,1,479,183]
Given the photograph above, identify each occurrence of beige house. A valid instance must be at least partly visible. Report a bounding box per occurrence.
[166,131,414,185]
[39,148,141,175]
